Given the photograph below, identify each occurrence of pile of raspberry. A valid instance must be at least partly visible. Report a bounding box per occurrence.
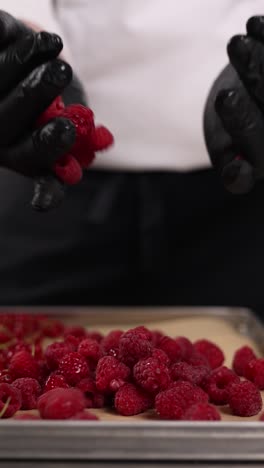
[37,97,114,186]
[0,314,263,421]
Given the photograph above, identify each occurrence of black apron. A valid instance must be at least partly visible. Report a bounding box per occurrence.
[0,167,262,314]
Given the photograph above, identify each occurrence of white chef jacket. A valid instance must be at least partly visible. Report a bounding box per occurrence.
[0,0,263,171]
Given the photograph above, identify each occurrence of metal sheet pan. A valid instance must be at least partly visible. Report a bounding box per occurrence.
[0,307,264,463]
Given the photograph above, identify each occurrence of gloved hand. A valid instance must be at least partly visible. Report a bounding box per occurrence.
[0,10,77,210]
[204,16,264,194]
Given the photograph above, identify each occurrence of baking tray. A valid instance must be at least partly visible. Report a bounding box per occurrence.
[0,306,264,463]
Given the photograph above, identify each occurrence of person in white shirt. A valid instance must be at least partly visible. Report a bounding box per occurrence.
[0,1,262,312]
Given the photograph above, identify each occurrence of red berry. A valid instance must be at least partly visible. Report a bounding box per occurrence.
[203,366,240,405]
[54,154,82,185]
[76,378,105,408]
[0,383,21,418]
[58,352,90,386]
[232,346,257,376]
[187,352,210,368]
[170,362,210,387]
[119,327,153,367]
[43,373,69,393]
[70,411,99,420]
[14,414,40,420]
[244,359,264,390]
[78,338,101,364]
[228,381,262,417]
[155,382,208,420]
[174,337,193,361]
[41,320,64,338]
[45,342,72,371]
[183,403,221,421]
[115,383,152,416]
[9,351,39,380]
[86,331,103,343]
[38,388,86,420]
[91,126,114,152]
[64,326,87,339]
[37,96,65,126]
[96,356,130,392]
[100,330,123,357]
[133,356,171,393]
[151,348,170,367]
[151,330,164,347]
[158,336,182,363]
[12,378,41,410]
[193,340,224,369]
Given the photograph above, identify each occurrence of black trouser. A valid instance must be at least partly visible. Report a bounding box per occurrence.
[0,167,262,313]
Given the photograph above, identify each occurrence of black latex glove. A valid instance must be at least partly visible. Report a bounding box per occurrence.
[204,16,264,194]
[0,10,77,210]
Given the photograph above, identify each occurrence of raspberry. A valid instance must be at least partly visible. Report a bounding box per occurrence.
[175,337,193,361]
[0,370,13,384]
[115,383,152,416]
[155,382,208,420]
[14,414,40,420]
[43,373,69,393]
[187,352,210,368]
[151,330,164,347]
[77,378,105,408]
[193,340,224,369]
[12,378,41,410]
[158,336,182,363]
[232,346,257,376]
[58,352,90,386]
[91,125,114,152]
[64,326,87,339]
[54,154,82,186]
[96,356,130,392]
[183,403,221,421]
[45,342,72,371]
[119,327,153,367]
[244,359,264,390]
[151,349,170,366]
[38,388,86,420]
[0,383,21,418]
[70,411,99,420]
[203,366,240,405]
[170,362,210,387]
[100,330,123,358]
[41,319,64,338]
[64,335,80,350]
[86,331,103,343]
[133,356,171,393]
[155,388,183,420]
[78,338,101,364]
[37,96,65,126]
[228,381,262,417]
[9,351,39,380]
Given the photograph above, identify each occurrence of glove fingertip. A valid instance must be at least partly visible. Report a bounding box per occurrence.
[31,176,65,212]
[222,159,255,194]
